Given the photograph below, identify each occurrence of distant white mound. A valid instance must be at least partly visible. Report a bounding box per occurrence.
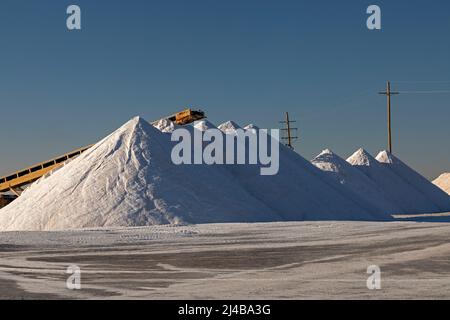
[433,173,450,195]
[152,118,177,133]
[347,148,442,214]
[376,151,450,212]
[193,119,216,131]
[312,149,400,215]
[218,120,241,135]
[244,124,259,131]
[0,117,279,231]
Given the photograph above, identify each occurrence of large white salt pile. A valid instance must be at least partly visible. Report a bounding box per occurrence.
[376,151,450,212]
[347,149,441,214]
[312,149,400,216]
[434,173,450,195]
[0,117,280,231]
[219,124,380,221]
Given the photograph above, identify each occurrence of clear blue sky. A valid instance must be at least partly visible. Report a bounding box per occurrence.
[0,0,449,179]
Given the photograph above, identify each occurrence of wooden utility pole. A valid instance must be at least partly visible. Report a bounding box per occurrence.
[280,112,298,149]
[379,81,399,154]
[286,112,293,148]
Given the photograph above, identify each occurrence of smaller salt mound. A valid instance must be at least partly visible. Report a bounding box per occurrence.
[312,149,400,216]
[434,173,450,195]
[193,120,217,131]
[218,121,241,135]
[376,151,450,212]
[347,149,441,214]
[152,118,177,133]
[244,124,260,130]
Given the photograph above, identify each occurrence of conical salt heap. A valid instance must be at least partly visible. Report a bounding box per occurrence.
[347,148,442,214]
[434,173,450,195]
[312,149,399,216]
[0,117,279,231]
[218,121,241,135]
[376,150,450,212]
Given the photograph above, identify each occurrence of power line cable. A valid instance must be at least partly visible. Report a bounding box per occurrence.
[398,90,450,94]
[392,80,450,84]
